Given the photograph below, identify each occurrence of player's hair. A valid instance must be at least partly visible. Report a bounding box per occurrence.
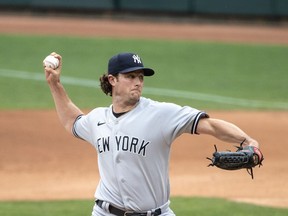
[100,73,120,96]
[99,74,112,96]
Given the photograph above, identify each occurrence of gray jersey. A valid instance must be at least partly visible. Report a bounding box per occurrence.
[73,97,207,211]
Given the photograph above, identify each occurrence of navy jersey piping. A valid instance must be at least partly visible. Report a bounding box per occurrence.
[191,112,209,134]
[72,114,85,140]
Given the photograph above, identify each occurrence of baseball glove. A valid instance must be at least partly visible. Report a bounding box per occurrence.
[207,143,264,179]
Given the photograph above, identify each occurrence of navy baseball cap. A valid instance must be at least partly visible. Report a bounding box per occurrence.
[108,52,154,76]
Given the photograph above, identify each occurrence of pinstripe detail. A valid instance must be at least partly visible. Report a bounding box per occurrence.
[191,112,209,134]
[72,114,84,139]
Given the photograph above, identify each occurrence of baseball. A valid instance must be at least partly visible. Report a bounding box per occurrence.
[43,55,59,69]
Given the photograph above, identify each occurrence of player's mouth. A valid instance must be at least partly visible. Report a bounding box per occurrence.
[131,88,141,93]
[130,89,142,97]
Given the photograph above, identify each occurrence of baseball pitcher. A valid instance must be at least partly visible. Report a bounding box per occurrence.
[44,52,262,216]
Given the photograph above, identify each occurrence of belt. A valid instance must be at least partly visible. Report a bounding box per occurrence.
[96,200,161,216]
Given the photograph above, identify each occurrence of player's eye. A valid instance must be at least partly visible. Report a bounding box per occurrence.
[128,74,135,79]
[138,74,144,81]
[124,72,144,81]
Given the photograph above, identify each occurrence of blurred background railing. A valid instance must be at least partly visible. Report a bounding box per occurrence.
[1,0,288,22]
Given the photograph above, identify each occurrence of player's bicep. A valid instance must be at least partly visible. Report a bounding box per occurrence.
[196,117,217,135]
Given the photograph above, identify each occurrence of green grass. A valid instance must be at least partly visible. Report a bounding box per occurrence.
[170,197,288,216]
[0,200,92,216]
[0,197,287,216]
[0,34,288,110]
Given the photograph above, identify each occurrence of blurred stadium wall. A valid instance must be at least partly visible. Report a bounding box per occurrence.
[0,0,288,22]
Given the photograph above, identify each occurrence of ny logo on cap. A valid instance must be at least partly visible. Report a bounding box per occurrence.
[132,54,141,64]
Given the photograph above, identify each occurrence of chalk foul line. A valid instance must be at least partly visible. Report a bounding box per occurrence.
[0,69,287,109]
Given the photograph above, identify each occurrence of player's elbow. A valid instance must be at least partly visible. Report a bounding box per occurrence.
[65,123,74,135]
[58,117,77,136]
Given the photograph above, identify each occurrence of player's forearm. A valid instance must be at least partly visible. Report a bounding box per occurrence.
[211,119,248,143]
[198,118,259,147]
[49,82,83,133]
[215,126,259,148]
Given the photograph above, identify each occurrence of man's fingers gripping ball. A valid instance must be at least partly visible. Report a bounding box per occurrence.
[43,55,59,69]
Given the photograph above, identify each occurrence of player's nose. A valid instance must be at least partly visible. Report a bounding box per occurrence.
[134,77,143,86]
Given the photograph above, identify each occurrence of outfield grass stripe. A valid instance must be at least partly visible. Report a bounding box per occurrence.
[0,69,287,110]
[143,87,288,109]
[0,69,98,88]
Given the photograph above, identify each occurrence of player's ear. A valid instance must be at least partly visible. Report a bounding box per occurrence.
[108,74,118,86]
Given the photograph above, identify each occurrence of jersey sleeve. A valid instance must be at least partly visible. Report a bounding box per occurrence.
[72,114,93,143]
[191,111,209,134]
[159,103,209,142]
